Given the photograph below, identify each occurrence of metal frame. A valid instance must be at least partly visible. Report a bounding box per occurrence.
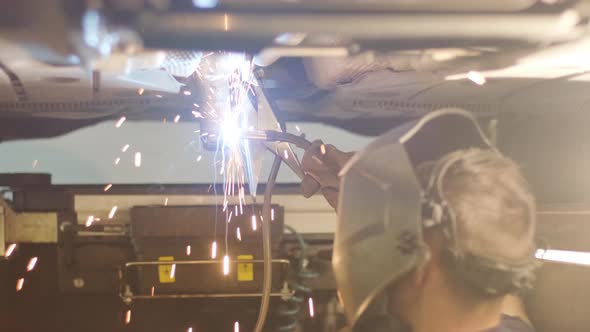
[120,258,293,303]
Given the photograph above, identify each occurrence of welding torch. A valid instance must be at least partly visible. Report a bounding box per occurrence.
[200,129,312,151]
[200,127,312,182]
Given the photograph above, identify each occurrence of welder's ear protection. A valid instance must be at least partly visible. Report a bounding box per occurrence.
[333,108,538,329]
[424,150,539,297]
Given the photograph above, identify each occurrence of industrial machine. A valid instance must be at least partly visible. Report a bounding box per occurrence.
[0,175,342,331]
[3,0,590,331]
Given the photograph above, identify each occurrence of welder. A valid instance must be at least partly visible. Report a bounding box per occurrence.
[299,109,539,332]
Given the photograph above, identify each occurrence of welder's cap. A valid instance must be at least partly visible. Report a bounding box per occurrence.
[333,108,493,328]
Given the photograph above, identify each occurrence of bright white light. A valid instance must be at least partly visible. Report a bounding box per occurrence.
[234,321,240,332]
[170,264,176,279]
[197,155,202,162]
[174,114,181,123]
[193,0,218,9]
[115,116,126,128]
[211,241,218,259]
[188,328,193,332]
[220,119,242,148]
[5,243,16,257]
[467,71,486,85]
[16,278,24,292]
[271,208,275,221]
[186,245,191,256]
[26,257,38,272]
[251,215,257,231]
[164,197,169,206]
[223,255,230,275]
[559,10,580,31]
[108,206,118,219]
[122,144,130,152]
[308,297,315,317]
[320,144,326,155]
[85,215,95,227]
[114,157,121,165]
[283,149,289,159]
[103,184,113,192]
[535,248,590,266]
[134,152,142,167]
[183,90,192,96]
[236,227,242,241]
[125,309,131,324]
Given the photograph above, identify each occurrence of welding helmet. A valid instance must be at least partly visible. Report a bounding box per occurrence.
[333,109,538,329]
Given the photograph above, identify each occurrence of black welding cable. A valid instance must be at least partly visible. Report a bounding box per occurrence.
[253,154,282,332]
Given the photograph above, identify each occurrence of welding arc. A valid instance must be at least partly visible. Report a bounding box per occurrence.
[253,155,282,332]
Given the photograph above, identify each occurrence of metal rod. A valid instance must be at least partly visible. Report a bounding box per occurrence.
[125,259,289,268]
[240,130,312,150]
[123,291,293,300]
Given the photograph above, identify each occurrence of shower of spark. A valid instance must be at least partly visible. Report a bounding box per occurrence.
[211,241,218,259]
[26,257,38,272]
[5,243,16,257]
[134,152,142,167]
[103,184,113,192]
[223,255,230,275]
[251,215,257,231]
[234,321,240,332]
[186,245,192,256]
[16,278,24,292]
[170,264,176,279]
[108,206,118,219]
[194,53,262,270]
[85,215,95,227]
[308,297,315,317]
[197,53,257,220]
[125,309,132,324]
[122,144,130,152]
[236,227,242,241]
[115,116,126,128]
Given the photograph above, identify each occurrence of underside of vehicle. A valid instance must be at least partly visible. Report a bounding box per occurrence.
[1,1,590,331]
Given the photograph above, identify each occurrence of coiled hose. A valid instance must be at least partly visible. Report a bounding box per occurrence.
[275,225,320,331]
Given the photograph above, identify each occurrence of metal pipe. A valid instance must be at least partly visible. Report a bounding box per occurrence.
[253,46,349,67]
[125,292,293,300]
[139,11,582,52]
[124,258,290,268]
[254,155,282,332]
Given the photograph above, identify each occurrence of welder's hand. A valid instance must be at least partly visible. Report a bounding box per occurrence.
[300,140,355,210]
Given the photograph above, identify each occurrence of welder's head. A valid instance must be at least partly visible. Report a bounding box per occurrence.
[332,109,538,330]
[388,148,536,325]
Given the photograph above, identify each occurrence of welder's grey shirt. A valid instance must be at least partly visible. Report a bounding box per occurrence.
[486,315,535,332]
